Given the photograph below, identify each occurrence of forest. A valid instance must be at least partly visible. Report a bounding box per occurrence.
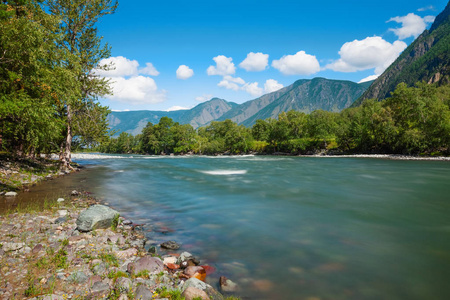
[98,83,450,156]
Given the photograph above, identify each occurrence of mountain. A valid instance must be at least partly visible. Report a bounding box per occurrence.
[354,2,450,105]
[107,98,236,135]
[107,78,371,135]
[219,78,370,126]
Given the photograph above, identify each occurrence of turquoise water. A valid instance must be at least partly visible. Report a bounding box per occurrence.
[72,155,450,300]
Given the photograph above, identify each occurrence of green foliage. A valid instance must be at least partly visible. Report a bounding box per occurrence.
[154,287,184,300]
[0,0,115,162]
[111,213,120,231]
[98,83,450,156]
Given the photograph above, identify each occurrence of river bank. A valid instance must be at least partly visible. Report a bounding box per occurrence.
[0,157,240,300]
[70,152,450,161]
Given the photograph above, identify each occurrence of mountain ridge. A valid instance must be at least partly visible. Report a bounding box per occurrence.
[107,77,371,135]
[355,1,450,105]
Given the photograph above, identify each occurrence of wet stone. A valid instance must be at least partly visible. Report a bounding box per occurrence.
[160,241,181,250]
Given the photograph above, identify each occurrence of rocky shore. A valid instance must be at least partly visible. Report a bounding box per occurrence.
[0,191,240,300]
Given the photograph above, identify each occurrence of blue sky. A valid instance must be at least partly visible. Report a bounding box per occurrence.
[94,0,448,111]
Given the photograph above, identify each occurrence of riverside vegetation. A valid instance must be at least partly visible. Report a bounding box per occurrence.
[98,83,450,157]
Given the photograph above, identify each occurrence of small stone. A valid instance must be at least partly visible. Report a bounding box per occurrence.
[5,192,18,197]
[182,287,209,300]
[116,248,138,259]
[147,246,157,254]
[92,262,108,276]
[58,210,68,217]
[68,271,88,284]
[91,281,110,293]
[134,285,152,300]
[122,219,132,225]
[184,266,205,278]
[114,277,132,293]
[57,198,65,202]
[2,242,25,252]
[160,240,181,250]
[252,279,274,292]
[127,256,164,276]
[163,256,177,265]
[166,263,180,270]
[71,190,79,196]
[219,276,239,293]
[54,217,67,224]
[88,275,102,287]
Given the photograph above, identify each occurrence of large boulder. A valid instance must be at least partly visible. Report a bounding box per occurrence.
[127,256,164,276]
[76,205,119,232]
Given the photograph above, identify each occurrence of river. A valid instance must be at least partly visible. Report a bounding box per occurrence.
[9,154,450,299]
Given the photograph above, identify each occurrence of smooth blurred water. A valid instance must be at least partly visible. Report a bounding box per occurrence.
[38,155,450,299]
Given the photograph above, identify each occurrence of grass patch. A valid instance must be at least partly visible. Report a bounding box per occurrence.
[111,213,120,231]
[99,252,119,267]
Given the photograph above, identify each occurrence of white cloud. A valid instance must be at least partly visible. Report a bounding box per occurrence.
[218,79,240,91]
[176,65,194,80]
[207,55,236,76]
[272,51,320,75]
[239,52,269,71]
[417,5,435,12]
[165,106,190,112]
[388,13,435,40]
[106,76,166,105]
[326,36,407,75]
[223,75,246,85]
[195,94,214,102]
[95,56,139,77]
[93,56,166,105]
[264,79,284,93]
[358,74,379,83]
[242,82,263,97]
[139,63,160,76]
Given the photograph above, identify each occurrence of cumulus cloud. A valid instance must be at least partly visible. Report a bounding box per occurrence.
[93,56,166,105]
[264,79,284,93]
[139,63,160,76]
[95,56,139,77]
[358,74,379,83]
[195,94,214,102]
[165,106,189,112]
[207,55,236,76]
[218,79,240,91]
[388,13,435,39]
[176,65,194,80]
[106,76,166,105]
[272,51,320,75]
[242,82,264,97]
[239,52,269,71]
[223,75,246,85]
[325,36,407,75]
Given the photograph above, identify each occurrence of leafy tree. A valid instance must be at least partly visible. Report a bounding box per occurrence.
[46,0,117,169]
[0,0,77,157]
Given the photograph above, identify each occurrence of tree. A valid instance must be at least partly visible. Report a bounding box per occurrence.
[46,0,117,169]
[0,0,78,157]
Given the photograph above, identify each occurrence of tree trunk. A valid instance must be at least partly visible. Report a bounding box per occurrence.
[63,104,75,171]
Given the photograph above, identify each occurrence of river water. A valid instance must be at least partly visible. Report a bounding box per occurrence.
[8,154,450,299]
